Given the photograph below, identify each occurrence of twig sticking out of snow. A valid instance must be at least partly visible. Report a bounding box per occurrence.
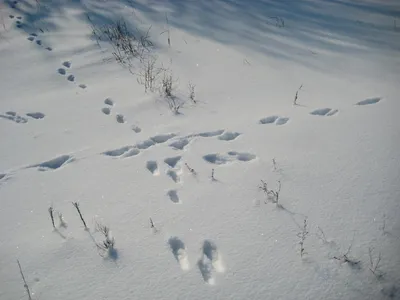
[48,206,55,228]
[297,218,309,258]
[17,260,32,300]
[368,247,384,279]
[185,163,196,175]
[333,233,360,267]
[259,180,281,205]
[294,84,303,105]
[72,202,88,229]
[95,222,115,256]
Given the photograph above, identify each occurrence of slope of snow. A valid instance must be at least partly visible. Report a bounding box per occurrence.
[0,0,399,299]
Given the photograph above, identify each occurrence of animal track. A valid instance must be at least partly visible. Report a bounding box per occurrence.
[218,131,241,141]
[259,116,278,124]
[164,156,182,168]
[146,161,159,176]
[31,155,73,171]
[259,116,290,125]
[310,108,338,116]
[198,257,214,285]
[169,138,190,150]
[131,125,141,133]
[46,47,53,51]
[203,154,228,165]
[198,240,224,284]
[356,97,381,106]
[168,237,189,270]
[203,151,256,165]
[104,98,114,106]
[58,68,66,75]
[116,114,125,123]
[102,107,111,115]
[79,84,87,89]
[275,117,289,125]
[62,61,71,68]
[167,190,180,203]
[136,139,155,150]
[150,133,176,144]
[36,40,42,46]
[227,151,257,162]
[0,112,28,123]
[202,240,224,273]
[124,148,140,157]
[67,75,75,82]
[27,36,35,41]
[26,112,45,119]
[197,129,225,137]
[167,169,181,183]
[103,146,134,157]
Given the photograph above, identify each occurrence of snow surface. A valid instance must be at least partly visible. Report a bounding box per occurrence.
[0,0,399,299]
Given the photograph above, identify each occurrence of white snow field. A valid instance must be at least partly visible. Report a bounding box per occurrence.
[0,0,399,299]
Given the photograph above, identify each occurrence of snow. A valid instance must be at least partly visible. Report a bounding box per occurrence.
[0,0,399,299]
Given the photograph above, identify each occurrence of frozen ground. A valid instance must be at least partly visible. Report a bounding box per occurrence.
[0,0,399,299]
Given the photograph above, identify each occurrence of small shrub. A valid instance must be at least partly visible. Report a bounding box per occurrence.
[95,222,115,257]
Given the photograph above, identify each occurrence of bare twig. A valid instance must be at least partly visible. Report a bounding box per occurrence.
[316,226,328,243]
[297,218,309,257]
[185,163,196,174]
[294,84,303,105]
[188,82,196,103]
[368,247,383,279]
[259,180,281,205]
[72,202,87,229]
[333,233,360,267]
[17,260,32,300]
[272,158,277,171]
[48,206,55,228]
[166,13,171,47]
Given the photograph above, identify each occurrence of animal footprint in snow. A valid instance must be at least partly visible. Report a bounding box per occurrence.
[131,125,141,133]
[102,146,139,158]
[164,156,182,183]
[67,75,75,82]
[104,98,114,106]
[259,115,290,125]
[218,131,241,141]
[164,156,182,168]
[356,97,381,106]
[202,240,224,273]
[62,61,71,68]
[58,68,66,75]
[102,107,111,115]
[167,190,180,203]
[36,40,42,46]
[146,160,159,176]
[26,112,45,119]
[116,114,125,123]
[203,151,256,165]
[102,99,114,115]
[169,138,190,150]
[30,155,74,171]
[310,108,338,117]
[168,237,189,270]
[198,240,224,285]
[0,111,28,124]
